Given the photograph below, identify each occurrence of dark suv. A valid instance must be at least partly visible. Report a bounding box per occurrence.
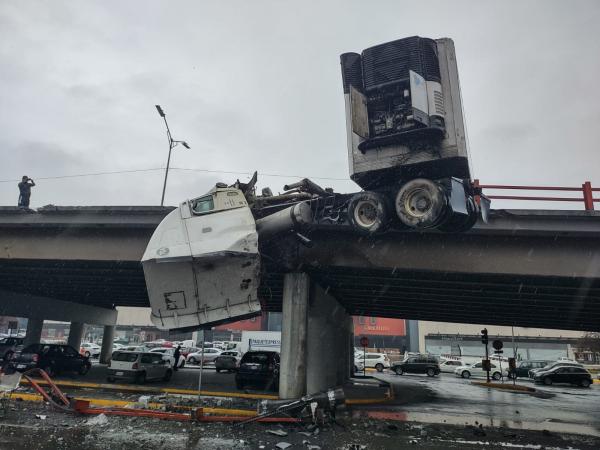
[508,360,553,379]
[392,355,440,377]
[235,351,280,391]
[0,337,24,360]
[8,344,91,377]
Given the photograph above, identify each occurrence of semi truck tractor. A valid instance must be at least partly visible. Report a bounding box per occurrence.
[340,36,481,233]
[142,36,486,332]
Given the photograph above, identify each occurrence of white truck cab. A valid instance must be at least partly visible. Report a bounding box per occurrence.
[142,185,261,332]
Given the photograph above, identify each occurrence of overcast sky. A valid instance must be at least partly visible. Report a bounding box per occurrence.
[1,1,599,209]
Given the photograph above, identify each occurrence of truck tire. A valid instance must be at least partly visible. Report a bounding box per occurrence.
[395,179,446,229]
[347,192,389,234]
[437,196,478,233]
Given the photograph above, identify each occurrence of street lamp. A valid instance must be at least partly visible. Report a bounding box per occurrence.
[155,105,190,206]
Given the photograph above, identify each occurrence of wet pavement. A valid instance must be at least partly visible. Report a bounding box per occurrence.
[373,371,600,437]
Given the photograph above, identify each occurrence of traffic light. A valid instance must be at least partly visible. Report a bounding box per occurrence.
[481,328,489,345]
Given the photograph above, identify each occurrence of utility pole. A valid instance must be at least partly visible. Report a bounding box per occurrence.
[155,105,190,206]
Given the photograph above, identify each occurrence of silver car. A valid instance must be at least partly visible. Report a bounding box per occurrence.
[215,351,241,373]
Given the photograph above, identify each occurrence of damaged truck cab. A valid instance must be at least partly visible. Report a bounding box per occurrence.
[340,36,483,233]
[141,185,261,332]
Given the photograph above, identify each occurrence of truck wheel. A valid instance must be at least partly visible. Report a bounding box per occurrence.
[347,192,389,234]
[395,179,446,229]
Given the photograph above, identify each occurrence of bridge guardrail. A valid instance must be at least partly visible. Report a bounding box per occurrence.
[474,180,599,211]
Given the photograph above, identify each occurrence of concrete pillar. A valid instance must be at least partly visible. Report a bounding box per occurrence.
[306,284,351,394]
[23,318,44,347]
[279,273,310,399]
[406,320,420,353]
[99,325,115,364]
[67,322,84,349]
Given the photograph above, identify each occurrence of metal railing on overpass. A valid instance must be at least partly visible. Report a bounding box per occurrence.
[474,180,600,211]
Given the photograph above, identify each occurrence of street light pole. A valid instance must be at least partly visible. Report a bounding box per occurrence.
[155,105,190,206]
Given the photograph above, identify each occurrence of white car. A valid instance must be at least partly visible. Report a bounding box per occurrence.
[187,348,222,365]
[354,353,391,372]
[439,359,464,373]
[107,351,173,383]
[149,347,185,368]
[454,361,509,380]
[80,342,101,358]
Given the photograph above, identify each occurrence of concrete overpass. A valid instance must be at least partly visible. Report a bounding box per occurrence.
[0,205,599,391]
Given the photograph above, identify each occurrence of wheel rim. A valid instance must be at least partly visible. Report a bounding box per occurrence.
[403,188,433,220]
[354,200,378,228]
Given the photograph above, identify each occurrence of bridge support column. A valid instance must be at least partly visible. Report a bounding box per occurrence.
[24,318,44,347]
[307,284,352,394]
[406,320,420,353]
[99,325,115,364]
[279,273,310,399]
[67,322,84,350]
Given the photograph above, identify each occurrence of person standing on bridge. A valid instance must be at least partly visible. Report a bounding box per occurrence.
[17,176,35,208]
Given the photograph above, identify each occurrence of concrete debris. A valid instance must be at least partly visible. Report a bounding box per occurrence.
[267,429,288,437]
[298,431,313,437]
[344,445,366,450]
[85,413,109,426]
[138,395,151,407]
[307,446,321,450]
[35,414,47,420]
[275,443,292,449]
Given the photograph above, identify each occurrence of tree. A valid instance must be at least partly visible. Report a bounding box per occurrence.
[576,332,600,362]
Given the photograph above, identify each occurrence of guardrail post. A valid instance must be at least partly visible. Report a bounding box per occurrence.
[582,181,594,211]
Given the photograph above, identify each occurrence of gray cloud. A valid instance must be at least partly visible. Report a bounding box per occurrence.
[0,0,599,210]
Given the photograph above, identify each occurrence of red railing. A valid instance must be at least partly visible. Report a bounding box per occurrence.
[474,180,600,211]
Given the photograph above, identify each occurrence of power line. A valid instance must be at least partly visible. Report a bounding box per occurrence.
[0,168,164,183]
[0,167,351,184]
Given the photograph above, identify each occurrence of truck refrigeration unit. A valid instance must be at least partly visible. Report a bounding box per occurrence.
[340,36,481,233]
[142,36,485,332]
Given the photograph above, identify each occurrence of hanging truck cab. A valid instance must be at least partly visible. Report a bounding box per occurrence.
[141,185,261,332]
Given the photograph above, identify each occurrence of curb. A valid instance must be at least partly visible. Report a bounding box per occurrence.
[10,392,259,416]
[20,378,278,400]
[472,381,536,392]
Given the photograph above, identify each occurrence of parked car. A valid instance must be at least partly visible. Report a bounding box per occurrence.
[149,347,185,368]
[508,360,553,379]
[79,342,101,358]
[354,353,391,372]
[235,351,280,391]
[0,337,24,360]
[107,351,173,383]
[528,361,583,378]
[9,344,91,377]
[120,345,150,353]
[180,346,199,358]
[392,355,440,377]
[215,351,241,373]
[454,361,507,380]
[187,348,222,365]
[439,359,464,373]
[533,365,592,387]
